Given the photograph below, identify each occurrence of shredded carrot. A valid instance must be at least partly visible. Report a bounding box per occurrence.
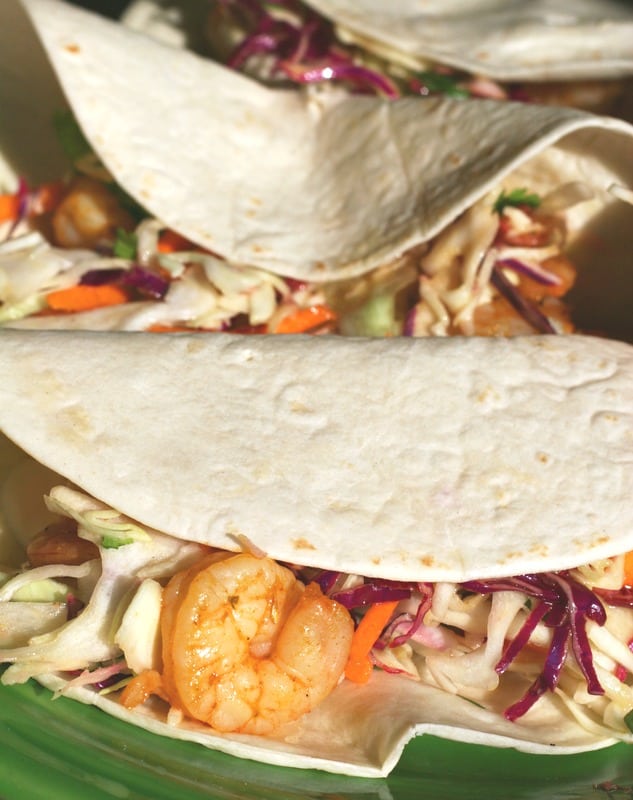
[120,670,163,709]
[147,323,195,333]
[623,551,633,587]
[344,600,399,684]
[0,192,20,223]
[46,284,129,313]
[157,229,196,254]
[274,304,337,334]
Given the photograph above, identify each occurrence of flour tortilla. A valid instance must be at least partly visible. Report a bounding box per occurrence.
[10,0,633,288]
[0,328,631,775]
[0,329,631,582]
[302,0,633,81]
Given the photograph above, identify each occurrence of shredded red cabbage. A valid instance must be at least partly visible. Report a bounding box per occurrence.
[313,569,342,594]
[80,265,168,300]
[224,0,335,71]
[331,579,414,609]
[221,0,399,95]
[387,584,433,647]
[280,59,399,96]
[80,268,127,286]
[495,257,563,287]
[122,265,169,299]
[463,571,607,720]
[594,587,633,608]
[491,264,557,334]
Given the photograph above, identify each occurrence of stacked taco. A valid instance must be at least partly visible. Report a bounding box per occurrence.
[124,0,633,114]
[1,0,633,339]
[0,329,632,777]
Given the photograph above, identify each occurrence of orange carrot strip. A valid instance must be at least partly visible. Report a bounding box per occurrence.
[623,552,633,587]
[120,670,163,709]
[345,600,400,684]
[157,229,196,254]
[46,284,129,313]
[147,323,194,333]
[274,304,337,334]
[0,192,20,223]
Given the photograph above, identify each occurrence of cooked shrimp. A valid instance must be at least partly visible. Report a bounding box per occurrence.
[52,175,134,249]
[160,552,354,735]
[26,519,99,567]
[471,294,574,336]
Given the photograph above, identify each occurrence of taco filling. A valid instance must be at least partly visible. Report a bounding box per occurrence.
[0,131,580,337]
[6,484,633,742]
[126,0,633,115]
[2,0,632,340]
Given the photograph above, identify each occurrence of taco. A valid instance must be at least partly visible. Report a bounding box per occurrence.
[2,0,633,340]
[0,329,631,777]
[123,0,633,114]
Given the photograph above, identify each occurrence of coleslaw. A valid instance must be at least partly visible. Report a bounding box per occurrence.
[2,480,633,742]
[201,0,632,114]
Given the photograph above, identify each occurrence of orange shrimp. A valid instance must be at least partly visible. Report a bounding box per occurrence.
[51,175,134,248]
[160,552,354,735]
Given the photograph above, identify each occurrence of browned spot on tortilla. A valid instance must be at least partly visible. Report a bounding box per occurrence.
[593,535,611,547]
[55,404,94,447]
[186,339,205,355]
[500,551,524,564]
[292,538,316,550]
[314,262,327,272]
[251,244,263,253]
[536,452,550,464]
[250,197,262,206]
[290,400,311,413]
[64,43,80,54]
[528,543,549,557]
[371,557,382,565]
[419,555,435,567]
[447,152,462,167]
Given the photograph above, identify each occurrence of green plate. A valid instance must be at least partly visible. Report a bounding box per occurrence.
[1,677,632,800]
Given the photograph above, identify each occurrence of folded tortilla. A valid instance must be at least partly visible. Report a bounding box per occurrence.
[301,0,633,82]
[8,0,633,289]
[0,329,632,776]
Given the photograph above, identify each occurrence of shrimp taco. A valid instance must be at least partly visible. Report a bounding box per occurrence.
[2,0,633,340]
[0,329,632,777]
[123,0,633,114]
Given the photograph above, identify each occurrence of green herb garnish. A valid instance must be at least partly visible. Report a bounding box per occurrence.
[101,535,136,550]
[624,709,633,733]
[494,187,541,214]
[415,70,470,99]
[113,228,138,260]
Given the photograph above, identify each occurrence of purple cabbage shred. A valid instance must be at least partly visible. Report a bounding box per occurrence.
[491,264,557,334]
[463,571,607,720]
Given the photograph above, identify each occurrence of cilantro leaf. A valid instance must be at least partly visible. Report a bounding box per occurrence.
[415,70,470,99]
[494,188,541,214]
[113,228,138,260]
[101,535,135,550]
